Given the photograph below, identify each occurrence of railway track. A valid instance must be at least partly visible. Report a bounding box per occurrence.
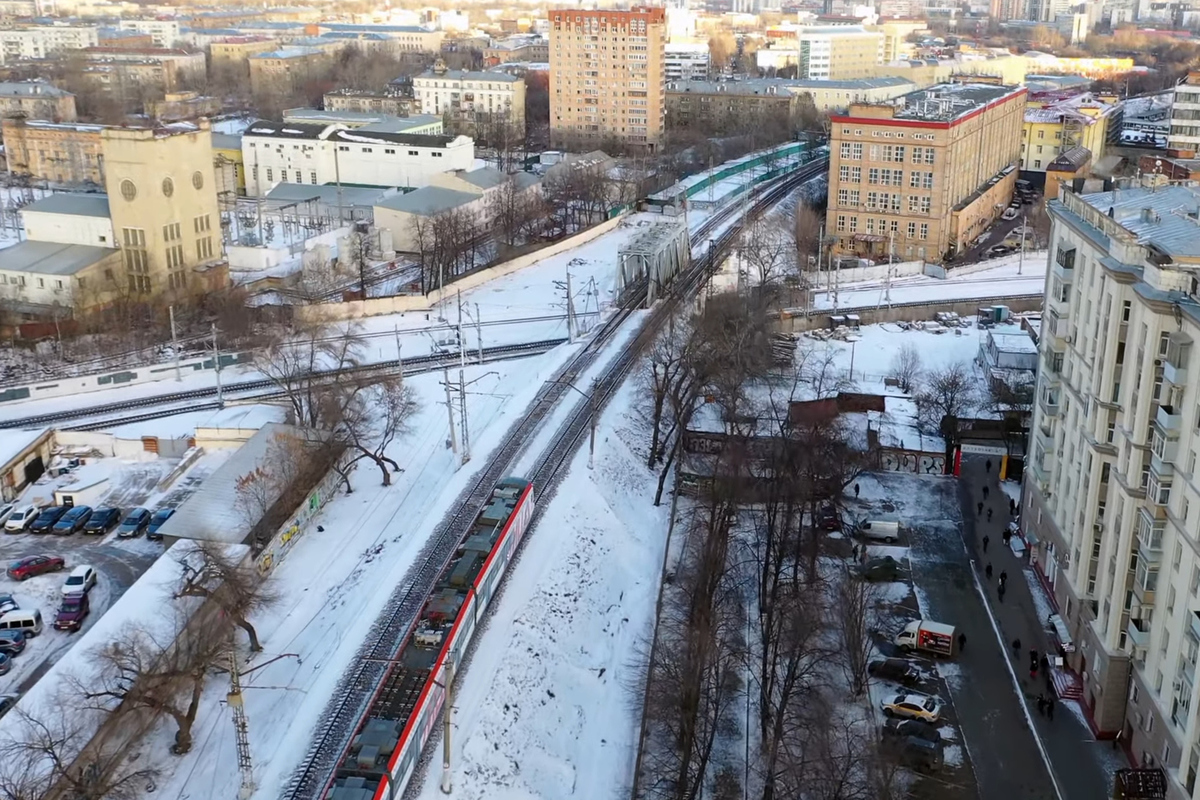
[280,157,828,800]
[0,339,568,430]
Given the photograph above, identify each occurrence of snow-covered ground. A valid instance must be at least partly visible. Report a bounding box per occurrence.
[813,250,1048,311]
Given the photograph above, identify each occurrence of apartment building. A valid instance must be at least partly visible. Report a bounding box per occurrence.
[483,34,549,66]
[317,23,444,53]
[117,19,181,48]
[1,118,106,185]
[665,41,709,81]
[323,88,414,118]
[248,47,327,97]
[549,6,666,151]
[240,120,474,196]
[413,62,525,132]
[77,47,205,94]
[1022,91,1123,172]
[209,36,278,70]
[1024,182,1200,794]
[824,82,1025,263]
[0,81,76,121]
[1169,72,1200,155]
[0,25,99,61]
[666,77,916,126]
[755,25,883,80]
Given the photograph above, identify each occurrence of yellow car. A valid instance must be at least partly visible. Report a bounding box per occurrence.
[880,693,943,723]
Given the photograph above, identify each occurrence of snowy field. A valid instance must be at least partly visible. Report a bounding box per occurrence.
[813,250,1048,311]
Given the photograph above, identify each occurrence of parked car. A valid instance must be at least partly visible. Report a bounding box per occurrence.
[28,506,68,534]
[116,508,151,538]
[882,717,942,744]
[869,658,922,686]
[52,505,92,535]
[0,595,18,616]
[61,565,97,596]
[6,555,64,581]
[856,519,900,543]
[987,244,1013,257]
[0,654,12,676]
[146,508,176,541]
[881,692,943,723]
[54,593,89,632]
[0,631,27,656]
[83,507,122,535]
[4,504,42,533]
[1001,207,1019,221]
[891,736,944,773]
[857,556,901,582]
[0,610,42,638]
[0,693,19,717]
[816,504,842,532]
[0,504,16,526]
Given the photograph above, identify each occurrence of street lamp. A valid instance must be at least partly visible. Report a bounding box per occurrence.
[549,379,598,469]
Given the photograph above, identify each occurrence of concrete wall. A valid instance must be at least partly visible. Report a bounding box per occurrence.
[54,430,162,460]
[776,293,1044,332]
[802,258,927,285]
[21,210,114,248]
[255,460,343,575]
[296,212,628,323]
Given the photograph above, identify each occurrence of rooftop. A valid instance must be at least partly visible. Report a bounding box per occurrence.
[212,131,242,150]
[1079,183,1200,261]
[243,118,457,147]
[1048,145,1091,172]
[376,186,480,216]
[415,68,521,83]
[21,193,110,218]
[0,81,72,98]
[249,46,323,59]
[886,83,1024,123]
[667,77,913,94]
[0,241,115,276]
[264,182,394,208]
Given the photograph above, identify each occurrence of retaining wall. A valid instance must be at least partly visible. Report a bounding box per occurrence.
[295,214,628,324]
[776,294,1044,332]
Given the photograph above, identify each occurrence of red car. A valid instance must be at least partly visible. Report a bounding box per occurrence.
[6,555,65,581]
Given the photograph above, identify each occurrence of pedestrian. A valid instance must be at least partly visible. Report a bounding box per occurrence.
[1012,638,1022,658]
[983,485,990,500]
[1000,570,1008,586]
[1010,498,1017,515]
[988,508,994,521]
[982,535,990,552]
[851,543,859,560]
[977,501,984,516]
[1046,697,1055,720]
[1036,694,1046,716]
[1030,648,1038,666]
[1003,529,1011,546]
[854,483,860,498]
[985,562,993,579]
[986,459,993,473]
[958,632,967,652]
[998,582,1006,602]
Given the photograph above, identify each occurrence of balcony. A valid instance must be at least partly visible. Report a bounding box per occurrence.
[1039,393,1061,418]
[1030,451,1056,483]
[1165,333,1192,386]
[1138,524,1163,563]
[1133,575,1157,607]
[1156,404,1182,435]
[1128,617,1151,649]
[1191,610,1200,643]
[1052,244,1076,281]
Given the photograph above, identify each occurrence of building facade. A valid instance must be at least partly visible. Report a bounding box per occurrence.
[666,77,916,127]
[755,25,884,81]
[116,19,181,48]
[0,25,99,61]
[549,6,666,151]
[240,120,475,196]
[0,81,76,121]
[1023,182,1200,797]
[1022,91,1122,172]
[1,119,105,185]
[209,36,278,69]
[77,47,206,95]
[413,63,526,132]
[248,47,328,97]
[1169,72,1200,155]
[665,41,709,82]
[323,88,414,117]
[825,83,1026,263]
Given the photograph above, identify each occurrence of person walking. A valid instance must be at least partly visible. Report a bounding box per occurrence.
[958,632,967,652]
[985,563,993,579]
[982,535,990,552]
[1002,529,1011,547]
[1046,697,1055,720]
[983,485,990,500]
[998,582,1006,602]
[1036,694,1046,716]
[986,459,993,473]
[987,508,994,522]
[1010,498,1017,515]
[1000,570,1008,586]
[977,501,984,516]
[1012,638,1022,659]
[854,483,860,499]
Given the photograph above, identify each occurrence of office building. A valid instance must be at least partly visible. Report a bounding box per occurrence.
[412,62,526,132]
[1024,182,1200,793]
[755,25,883,80]
[1169,72,1200,155]
[549,7,667,151]
[1022,91,1122,172]
[825,82,1025,263]
[240,119,475,196]
[0,81,76,122]
[116,19,181,48]
[0,25,99,61]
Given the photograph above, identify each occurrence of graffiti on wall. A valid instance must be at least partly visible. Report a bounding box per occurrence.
[881,449,946,475]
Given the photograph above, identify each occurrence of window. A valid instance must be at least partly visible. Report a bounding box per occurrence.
[868,168,880,184]
[894,146,905,162]
[36,278,43,288]
[908,195,920,213]
[923,149,934,165]
[1038,129,1045,139]
[907,222,916,238]
[408,149,419,156]
[163,222,181,243]
[839,165,851,182]
[910,172,921,188]
[166,245,184,270]
[295,170,302,182]
[919,223,928,240]
[850,167,861,182]
[194,215,210,235]
[840,142,852,159]
[922,173,933,190]
[852,143,862,160]
[920,197,931,214]
[266,168,273,182]
[197,237,213,260]
[836,214,846,232]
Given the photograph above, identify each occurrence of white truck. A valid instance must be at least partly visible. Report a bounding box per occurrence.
[894,620,957,657]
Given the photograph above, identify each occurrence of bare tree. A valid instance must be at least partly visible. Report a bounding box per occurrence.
[253,321,365,428]
[739,217,796,301]
[641,313,693,469]
[174,543,279,652]
[915,361,977,465]
[835,573,877,697]
[319,374,419,489]
[488,177,543,251]
[887,343,923,394]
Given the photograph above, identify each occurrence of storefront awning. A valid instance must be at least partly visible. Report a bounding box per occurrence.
[1049,613,1075,652]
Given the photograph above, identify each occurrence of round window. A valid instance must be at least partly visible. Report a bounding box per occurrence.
[119,179,137,201]
[192,171,204,190]
[162,177,174,198]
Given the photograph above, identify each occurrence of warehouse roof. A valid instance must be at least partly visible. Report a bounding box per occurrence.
[0,241,115,276]
[21,193,110,218]
[243,119,458,148]
[376,186,479,216]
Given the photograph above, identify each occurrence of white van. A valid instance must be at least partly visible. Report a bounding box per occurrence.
[857,519,900,543]
[0,609,42,638]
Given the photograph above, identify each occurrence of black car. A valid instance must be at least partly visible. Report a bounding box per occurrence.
[869,657,922,686]
[116,508,151,538]
[28,506,68,534]
[83,507,121,535]
[146,508,176,542]
[882,717,941,744]
[52,506,92,535]
[816,504,841,532]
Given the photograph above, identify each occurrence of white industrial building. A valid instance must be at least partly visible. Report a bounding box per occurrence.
[665,42,709,81]
[19,194,114,248]
[116,19,181,48]
[240,119,475,197]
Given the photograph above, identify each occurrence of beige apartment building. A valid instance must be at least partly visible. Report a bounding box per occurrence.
[824,82,1025,263]
[209,36,278,70]
[2,118,105,185]
[549,6,666,151]
[1024,181,1200,797]
[413,61,526,133]
[0,81,76,121]
[248,46,327,97]
[323,88,414,117]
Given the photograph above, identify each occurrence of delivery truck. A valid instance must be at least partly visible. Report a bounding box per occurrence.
[894,620,957,657]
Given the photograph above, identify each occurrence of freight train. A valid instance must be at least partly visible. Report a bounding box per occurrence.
[327,477,535,800]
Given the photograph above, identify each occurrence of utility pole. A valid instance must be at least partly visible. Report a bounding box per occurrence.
[441,660,455,794]
[442,366,457,456]
[459,368,469,464]
[588,380,596,470]
[475,303,483,364]
[169,304,181,382]
[886,230,894,307]
[212,323,223,408]
[565,269,575,343]
[394,325,403,372]
[228,640,255,800]
[1018,213,1027,275]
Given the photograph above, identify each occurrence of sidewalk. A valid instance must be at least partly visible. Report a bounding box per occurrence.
[958,458,1127,800]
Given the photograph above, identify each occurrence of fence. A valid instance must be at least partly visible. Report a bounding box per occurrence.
[775,294,1044,333]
